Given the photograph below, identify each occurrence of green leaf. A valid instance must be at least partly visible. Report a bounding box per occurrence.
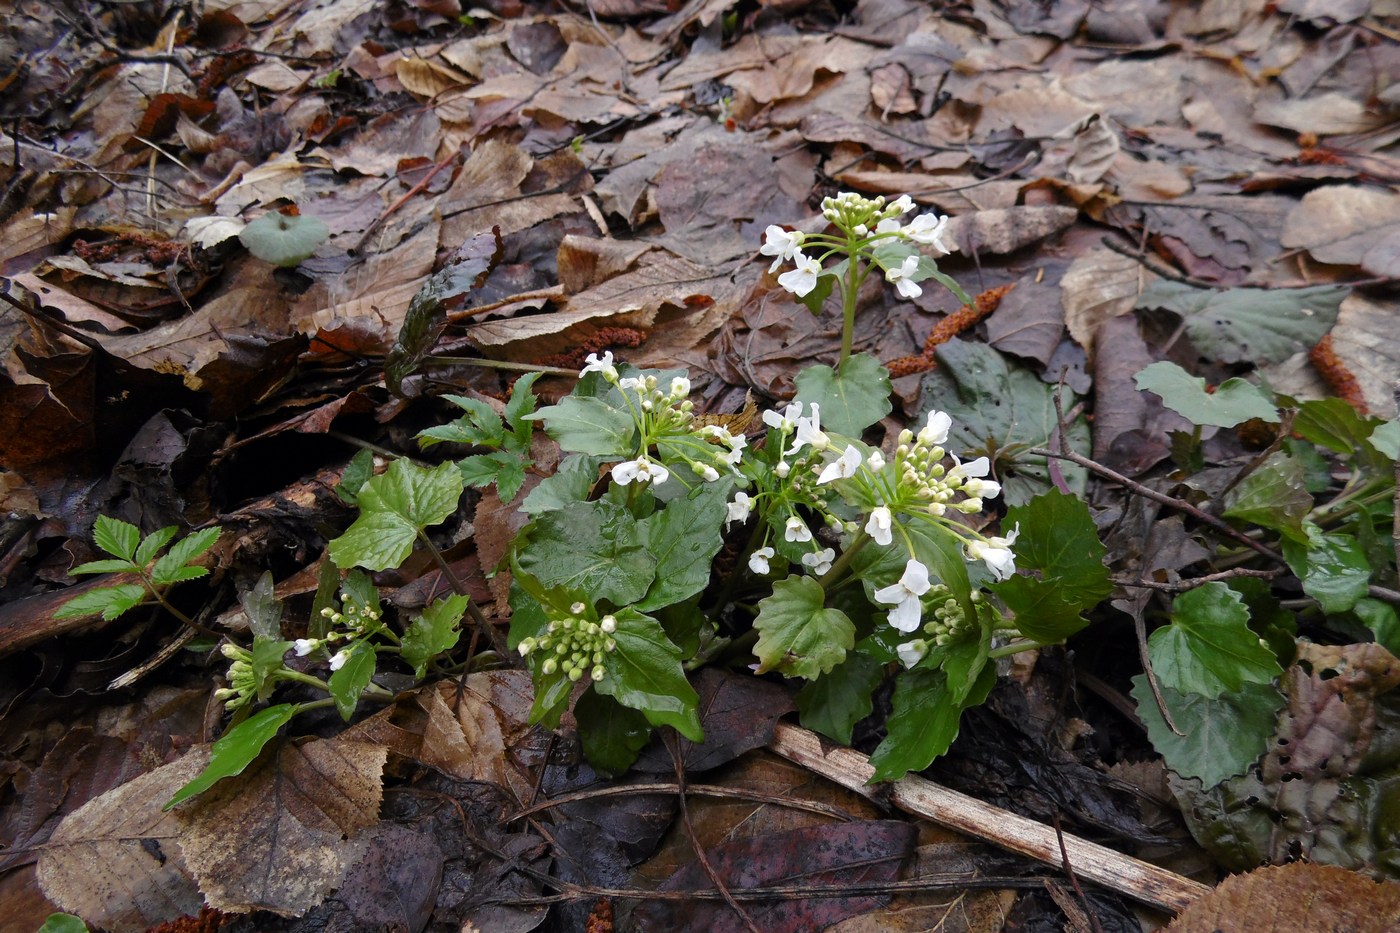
[516,500,656,607]
[503,372,542,451]
[922,339,1089,505]
[923,267,973,306]
[37,914,90,933]
[401,594,467,679]
[1134,361,1279,428]
[797,267,837,317]
[1371,420,1400,459]
[1131,676,1283,787]
[575,688,652,777]
[1136,280,1345,365]
[793,353,893,437]
[309,558,341,640]
[418,394,506,449]
[165,702,299,809]
[1147,583,1283,698]
[595,606,702,741]
[524,396,636,457]
[458,450,527,502]
[795,652,884,744]
[1354,598,1400,657]
[93,515,140,561]
[340,569,380,616]
[133,526,178,567]
[634,485,727,611]
[150,526,221,586]
[1282,525,1372,614]
[328,641,377,721]
[1292,398,1386,458]
[54,584,148,620]
[993,488,1113,643]
[868,665,995,782]
[328,459,464,571]
[521,454,600,515]
[528,665,574,730]
[336,449,375,506]
[1222,452,1311,540]
[69,558,140,575]
[753,575,855,679]
[250,635,294,702]
[242,571,283,640]
[239,211,329,266]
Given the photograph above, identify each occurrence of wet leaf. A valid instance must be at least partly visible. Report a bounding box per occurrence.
[868,665,995,782]
[595,606,702,741]
[634,483,727,612]
[795,652,883,745]
[516,499,655,607]
[1148,583,1283,698]
[1222,452,1311,540]
[328,459,465,572]
[1135,361,1279,428]
[754,575,855,680]
[1282,525,1372,614]
[576,688,651,776]
[1133,676,1283,786]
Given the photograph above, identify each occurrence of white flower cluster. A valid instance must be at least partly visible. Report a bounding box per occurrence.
[517,600,619,683]
[893,586,986,669]
[894,411,1002,518]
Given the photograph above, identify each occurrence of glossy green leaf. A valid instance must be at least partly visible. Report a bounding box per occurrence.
[576,688,652,777]
[1370,420,1400,460]
[503,372,542,451]
[239,211,329,266]
[796,265,837,317]
[1293,398,1385,457]
[250,635,294,702]
[54,584,148,620]
[1136,280,1344,365]
[328,459,464,571]
[525,395,636,457]
[753,575,855,679]
[528,666,574,730]
[417,395,506,449]
[993,488,1112,643]
[795,652,884,744]
[1282,525,1372,614]
[165,702,299,809]
[634,485,727,611]
[1134,361,1278,428]
[1132,676,1283,786]
[1222,452,1311,540]
[1353,598,1400,657]
[309,558,341,640]
[328,641,376,721]
[401,594,467,679]
[69,558,139,575]
[516,499,655,607]
[335,449,375,506]
[793,353,893,437]
[868,664,995,782]
[93,514,140,561]
[1148,583,1282,698]
[457,450,528,503]
[520,454,600,515]
[37,914,89,933]
[595,606,702,741]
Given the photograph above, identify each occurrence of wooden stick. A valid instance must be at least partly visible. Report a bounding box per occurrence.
[767,722,1210,915]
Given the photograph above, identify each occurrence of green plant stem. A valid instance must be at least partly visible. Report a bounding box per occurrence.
[820,531,870,590]
[839,246,860,364]
[424,357,577,377]
[280,669,331,691]
[143,578,222,640]
[987,639,1042,659]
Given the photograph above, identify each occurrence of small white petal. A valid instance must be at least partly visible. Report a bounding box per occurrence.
[865,506,893,546]
[896,639,928,668]
[777,254,822,297]
[749,546,775,574]
[329,649,351,671]
[784,516,813,543]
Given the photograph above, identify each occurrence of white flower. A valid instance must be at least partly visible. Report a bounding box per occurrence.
[964,477,1000,499]
[293,638,317,657]
[726,492,754,526]
[787,402,829,455]
[775,460,791,478]
[784,515,813,543]
[760,225,804,272]
[873,559,932,632]
[890,194,916,215]
[948,455,989,482]
[619,376,646,391]
[896,639,928,669]
[612,457,670,486]
[875,218,902,236]
[698,464,720,482]
[885,255,922,299]
[600,615,617,633]
[329,649,351,671]
[865,506,893,546]
[777,253,822,297]
[762,401,803,432]
[670,376,690,398]
[749,546,775,574]
[905,212,951,254]
[817,444,863,484]
[581,351,617,380]
[866,450,886,470]
[918,410,952,446]
[948,456,1001,499]
[802,547,835,575]
[966,525,1020,581]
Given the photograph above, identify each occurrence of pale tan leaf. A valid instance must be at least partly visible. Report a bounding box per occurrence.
[1328,292,1400,418]
[978,74,1098,138]
[396,56,473,99]
[1166,863,1400,933]
[1255,91,1383,136]
[36,752,208,933]
[1280,185,1400,276]
[944,206,1078,256]
[557,235,652,293]
[869,63,916,116]
[243,61,308,93]
[1060,248,1152,359]
[0,208,75,268]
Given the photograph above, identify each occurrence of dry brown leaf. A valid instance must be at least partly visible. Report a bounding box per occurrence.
[1328,292,1400,419]
[396,55,473,98]
[0,208,75,269]
[943,206,1078,256]
[978,74,1098,138]
[36,752,208,933]
[724,36,871,105]
[177,739,387,915]
[1166,863,1400,933]
[1060,247,1151,359]
[557,235,652,293]
[1280,185,1400,277]
[1255,91,1383,136]
[832,170,1022,213]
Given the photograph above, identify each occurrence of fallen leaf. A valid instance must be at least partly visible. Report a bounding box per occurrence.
[1327,293,1400,418]
[1280,185,1400,277]
[943,206,1078,256]
[1166,862,1400,932]
[1059,247,1150,359]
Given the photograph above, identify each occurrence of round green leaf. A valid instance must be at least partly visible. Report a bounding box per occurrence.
[239,211,329,267]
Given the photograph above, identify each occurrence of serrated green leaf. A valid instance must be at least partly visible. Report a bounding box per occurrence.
[340,569,379,615]
[55,584,148,620]
[70,558,140,575]
[336,449,375,506]
[1132,675,1283,786]
[401,594,467,679]
[753,575,855,679]
[1134,361,1279,428]
[133,526,177,567]
[328,459,464,571]
[634,484,727,611]
[328,641,376,721]
[576,688,651,777]
[1282,525,1372,614]
[796,652,884,744]
[151,527,221,585]
[1136,280,1344,365]
[37,913,89,933]
[1293,398,1386,458]
[242,571,283,640]
[461,450,527,503]
[595,606,702,740]
[516,500,655,607]
[165,703,299,809]
[993,488,1112,643]
[1148,583,1283,698]
[1222,452,1311,539]
[251,635,294,702]
[520,454,600,515]
[922,339,1089,505]
[868,664,995,782]
[503,372,542,452]
[794,353,893,437]
[93,515,140,561]
[418,394,505,450]
[154,565,209,585]
[239,211,329,267]
[524,395,636,457]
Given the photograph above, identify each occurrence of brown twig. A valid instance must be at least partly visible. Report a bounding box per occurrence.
[1113,567,1282,592]
[1128,598,1182,736]
[506,782,855,824]
[1054,814,1105,933]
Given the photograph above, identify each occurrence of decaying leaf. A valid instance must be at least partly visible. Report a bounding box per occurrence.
[1060,247,1150,359]
[1280,186,1400,277]
[1166,862,1400,933]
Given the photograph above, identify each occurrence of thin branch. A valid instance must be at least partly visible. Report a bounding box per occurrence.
[1113,567,1282,593]
[1054,814,1105,933]
[505,782,856,825]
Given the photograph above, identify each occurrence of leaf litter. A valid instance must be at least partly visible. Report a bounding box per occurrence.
[2,0,1400,929]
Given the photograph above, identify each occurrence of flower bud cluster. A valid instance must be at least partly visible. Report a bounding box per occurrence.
[319,600,382,634]
[893,411,1001,518]
[214,643,256,709]
[922,585,982,646]
[517,601,619,683]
